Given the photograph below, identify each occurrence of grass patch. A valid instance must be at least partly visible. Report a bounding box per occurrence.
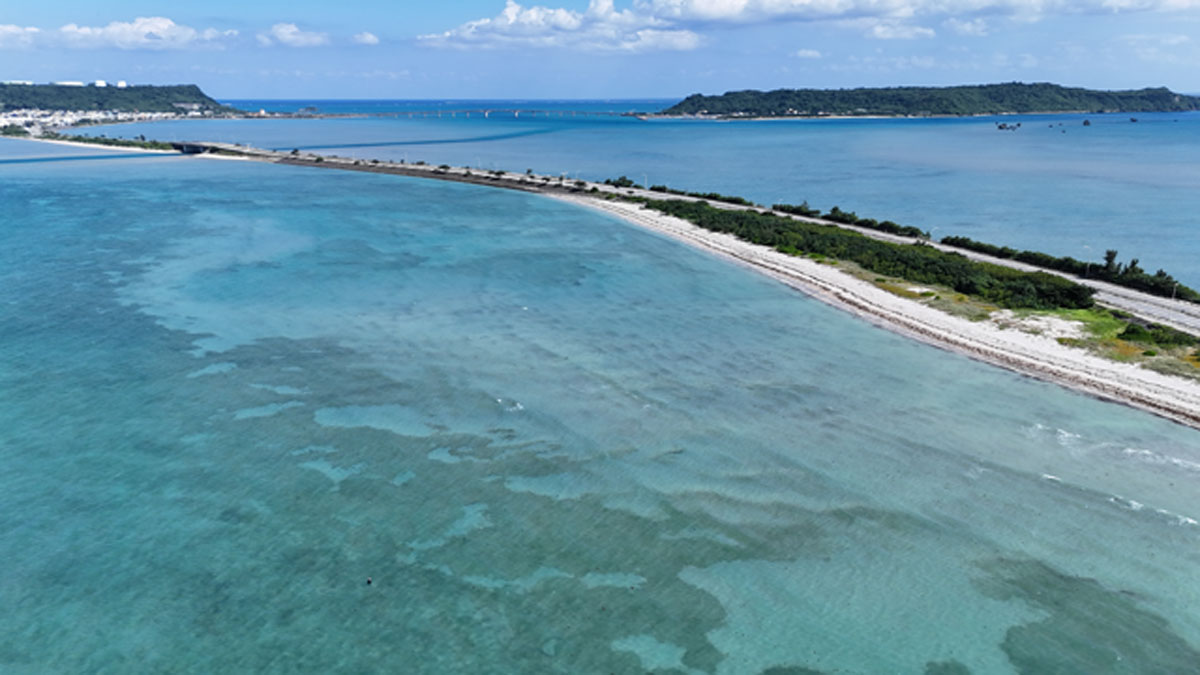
[877,283,924,299]
[1107,340,1146,360]
[1046,307,1127,339]
[760,246,1200,381]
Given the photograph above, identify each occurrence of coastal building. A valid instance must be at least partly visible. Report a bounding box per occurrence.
[3,80,33,85]
[93,80,108,88]
[116,81,128,88]
[53,81,85,87]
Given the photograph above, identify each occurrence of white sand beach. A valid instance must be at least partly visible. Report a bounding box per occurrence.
[552,193,1200,431]
[20,133,1198,430]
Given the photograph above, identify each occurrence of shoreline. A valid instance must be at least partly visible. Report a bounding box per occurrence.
[641,109,1184,122]
[9,133,1200,430]
[18,136,179,154]
[209,145,1200,430]
[549,194,1200,429]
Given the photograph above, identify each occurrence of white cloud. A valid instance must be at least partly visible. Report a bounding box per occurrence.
[793,48,822,58]
[420,0,700,51]
[257,23,329,48]
[1119,32,1192,63]
[945,17,988,35]
[0,25,40,49]
[864,21,936,39]
[56,17,236,50]
[425,0,1200,51]
[353,31,380,45]
[635,0,1200,22]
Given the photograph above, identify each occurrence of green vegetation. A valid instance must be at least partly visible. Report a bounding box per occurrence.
[811,205,929,239]
[0,84,231,113]
[942,236,1199,304]
[662,83,1200,117]
[638,198,1094,310]
[1,124,30,136]
[1118,321,1198,347]
[1045,307,1199,378]
[42,131,175,151]
[602,177,756,205]
[612,177,1189,308]
[771,201,821,217]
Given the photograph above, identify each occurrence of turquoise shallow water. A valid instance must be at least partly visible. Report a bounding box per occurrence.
[3,137,1200,673]
[104,105,1200,287]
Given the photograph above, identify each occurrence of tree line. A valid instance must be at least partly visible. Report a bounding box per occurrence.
[941,236,1199,304]
[0,84,229,113]
[775,203,929,239]
[41,131,176,151]
[642,198,1095,310]
[662,83,1200,117]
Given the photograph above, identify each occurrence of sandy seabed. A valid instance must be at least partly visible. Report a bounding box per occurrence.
[18,134,1196,430]
[553,193,1200,431]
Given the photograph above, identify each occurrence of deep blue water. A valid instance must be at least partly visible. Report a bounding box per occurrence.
[5,107,1200,673]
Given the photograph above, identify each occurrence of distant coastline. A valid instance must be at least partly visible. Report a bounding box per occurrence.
[655,82,1200,119]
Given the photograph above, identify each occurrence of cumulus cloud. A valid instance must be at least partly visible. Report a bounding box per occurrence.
[56,17,237,50]
[353,31,380,45]
[635,0,1200,22]
[793,48,822,58]
[420,0,700,51]
[257,23,329,47]
[422,0,1200,51]
[0,25,40,49]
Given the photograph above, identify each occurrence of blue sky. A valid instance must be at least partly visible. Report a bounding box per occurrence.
[2,1,1199,99]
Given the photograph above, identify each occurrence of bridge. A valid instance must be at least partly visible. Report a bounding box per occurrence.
[253,109,647,121]
[383,109,637,119]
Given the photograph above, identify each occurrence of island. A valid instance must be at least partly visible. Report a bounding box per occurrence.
[0,83,230,114]
[659,82,1200,118]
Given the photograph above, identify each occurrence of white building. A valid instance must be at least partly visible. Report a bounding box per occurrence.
[93,80,107,87]
[116,81,128,88]
[53,81,85,87]
[3,80,33,85]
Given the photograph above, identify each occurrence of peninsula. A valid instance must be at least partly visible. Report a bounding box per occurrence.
[660,82,1200,118]
[11,134,1200,430]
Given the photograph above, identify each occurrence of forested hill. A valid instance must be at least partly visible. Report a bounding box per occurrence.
[0,84,228,113]
[661,83,1200,117]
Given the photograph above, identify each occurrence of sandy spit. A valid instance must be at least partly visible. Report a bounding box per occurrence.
[550,193,1200,431]
[21,137,179,154]
[17,134,1195,429]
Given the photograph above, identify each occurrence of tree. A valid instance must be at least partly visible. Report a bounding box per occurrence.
[1104,249,1119,273]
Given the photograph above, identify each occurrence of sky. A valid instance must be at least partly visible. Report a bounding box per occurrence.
[2,1,1199,99]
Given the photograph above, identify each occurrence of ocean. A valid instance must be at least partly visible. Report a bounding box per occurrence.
[101,98,1200,287]
[3,103,1199,673]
